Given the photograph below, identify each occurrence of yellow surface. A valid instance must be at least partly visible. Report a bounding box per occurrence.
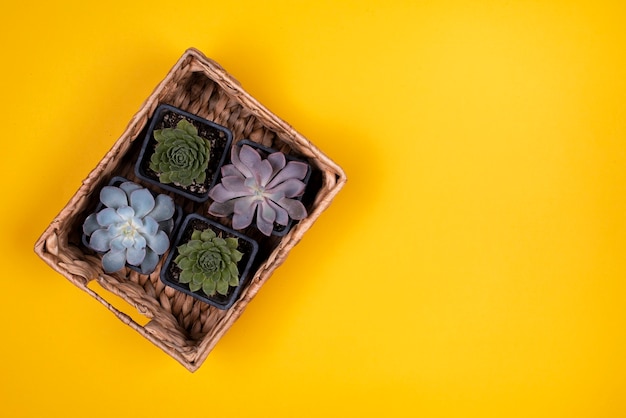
[2,0,626,417]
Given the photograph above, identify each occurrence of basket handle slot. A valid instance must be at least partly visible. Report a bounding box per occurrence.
[86,280,151,327]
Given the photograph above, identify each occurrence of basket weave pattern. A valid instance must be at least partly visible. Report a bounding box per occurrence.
[34,48,346,371]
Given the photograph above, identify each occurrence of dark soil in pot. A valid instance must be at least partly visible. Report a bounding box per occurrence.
[135,104,233,202]
[160,213,259,310]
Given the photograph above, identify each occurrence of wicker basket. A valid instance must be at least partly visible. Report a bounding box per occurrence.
[34,48,347,372]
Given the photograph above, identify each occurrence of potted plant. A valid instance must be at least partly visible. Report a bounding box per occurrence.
[160,213,259,310]
[208,140,311,236]
[135,103,233,202]
[82,177,182,275]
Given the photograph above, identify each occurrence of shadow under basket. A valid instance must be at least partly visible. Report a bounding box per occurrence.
[33,48,347,372]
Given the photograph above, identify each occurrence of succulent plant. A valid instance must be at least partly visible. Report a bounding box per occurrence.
[83,181,175,274]
[174,228,243,296]
[208,144,309,236]
[149,119,211,187]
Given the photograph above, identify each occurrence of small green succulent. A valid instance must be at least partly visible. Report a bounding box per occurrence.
[174,228,243,296]
[149,119,211,187]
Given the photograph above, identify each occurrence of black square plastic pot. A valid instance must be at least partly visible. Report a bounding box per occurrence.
[160,213,259,310]
[135,104,233,202]
[216,139,312,237]
[81,176,183,275]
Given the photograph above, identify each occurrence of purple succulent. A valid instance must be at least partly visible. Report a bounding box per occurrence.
[208,144,308,236]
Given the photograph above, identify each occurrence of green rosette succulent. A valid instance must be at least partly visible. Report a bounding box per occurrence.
[149,119,211,187]
[174,229,243,296]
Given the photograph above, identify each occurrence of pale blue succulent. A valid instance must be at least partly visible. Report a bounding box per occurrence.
[83,181,175,274]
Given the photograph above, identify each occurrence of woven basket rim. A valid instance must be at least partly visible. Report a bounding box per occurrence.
[34,47,347,372]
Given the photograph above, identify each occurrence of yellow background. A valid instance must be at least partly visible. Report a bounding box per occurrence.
[2,0,626,416]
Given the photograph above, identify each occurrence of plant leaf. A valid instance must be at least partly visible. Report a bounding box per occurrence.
[140,250,159,274]
[267,152,286,175]
[208,200,236,217]
[277,197,308,220]
[266,161,308,189]
[255,208,274,236]
[267,200,289,226]
[216,279,229,295]
[232,197,258,230]
[209,182,249,202]
[228,263,239,284]
[119,181,143,197]
[100,186,128,209]
[145,230,169,255]
[149,194,175,222]
[192,272,205,284]
[202,279,216,296]
[102,249,126,273]
[178,119,198,136]
[267,178,306,199]
[96,207,124,227]
[129,188,155,218]
[179,270,193,284]
[89,229,113,252]
[82,213,100,236]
